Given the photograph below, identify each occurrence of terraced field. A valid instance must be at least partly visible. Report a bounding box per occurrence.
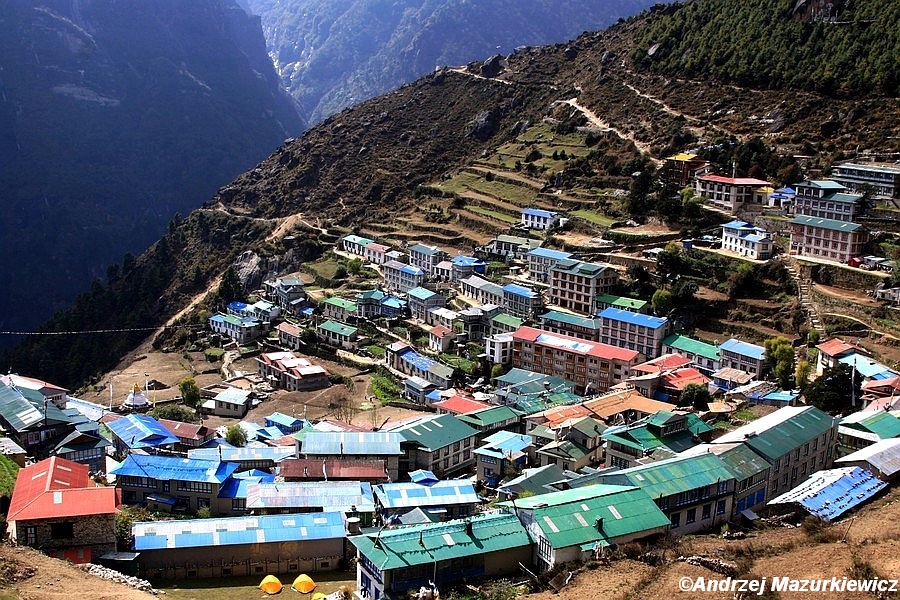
[357,120,660,253]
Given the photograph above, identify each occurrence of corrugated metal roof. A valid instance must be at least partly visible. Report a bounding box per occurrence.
[106,414,180,449]
[188,447,295,462]
[458,405,519,428]
[301,431,402,455]
[508,484,670,549]
[8,457,118,521]
[475,431,532,460]
[374,480,479,509]
[679,443,769,481]
[836,438,900,476]
[715,406,836,462]
[498,464,566,497]
[133,512,346,550]
[396,414,477,451]
[350,512,530,571]
[246,481,375,512]
[589,454,735,500]
[768,467,886,521]
[109,454,238,483]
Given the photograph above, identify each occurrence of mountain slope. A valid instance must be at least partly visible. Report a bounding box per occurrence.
[241,0,664,123]
[4,0,899,389]
[0,0,304,344]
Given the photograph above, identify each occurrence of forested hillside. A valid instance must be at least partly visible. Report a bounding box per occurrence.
[632,0,899,95]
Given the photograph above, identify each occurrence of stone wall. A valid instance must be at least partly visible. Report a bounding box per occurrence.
[797,260,888,290]
[14,514,116,556]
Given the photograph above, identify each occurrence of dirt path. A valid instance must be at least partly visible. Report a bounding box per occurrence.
[555,98,660,164]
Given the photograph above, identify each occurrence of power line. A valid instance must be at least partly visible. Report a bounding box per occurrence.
[0,324,207,336]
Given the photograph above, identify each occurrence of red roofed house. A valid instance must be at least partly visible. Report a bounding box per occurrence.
[631,353,693,375]
[256,351,330,391]
[158,419,216,450]
[524,404,591,433]
[694,174,771,213]
[512,326,643,394]
[431,395,492,416]
[280,458,389,483]
[583,388,675,426]
[276,321,305,351]
[428,324,455,353]
[7,457,119,562]
[816,337,864,375]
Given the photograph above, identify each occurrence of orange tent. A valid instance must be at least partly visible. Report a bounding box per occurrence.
[259,575,283,595]
[291,574,317,593]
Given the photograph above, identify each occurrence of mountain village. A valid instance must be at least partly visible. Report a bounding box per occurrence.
[2,154,900,599]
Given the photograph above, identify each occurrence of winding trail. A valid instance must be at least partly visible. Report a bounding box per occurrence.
[555,98,660,165]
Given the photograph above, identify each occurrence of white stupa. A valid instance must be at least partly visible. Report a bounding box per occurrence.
[121,383,150,412]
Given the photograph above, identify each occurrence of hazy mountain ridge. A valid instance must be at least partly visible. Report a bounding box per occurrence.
[5,0,898,388]
[241,0,664,123]
[0,0,304,343]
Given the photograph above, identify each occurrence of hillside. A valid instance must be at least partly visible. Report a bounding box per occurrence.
[4,0,900,388]
[240,0,665,124]
[0,0,304,346]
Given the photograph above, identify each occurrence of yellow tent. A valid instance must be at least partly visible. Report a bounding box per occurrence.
[259,575,283,595]
[292,574,317,593]
[312,593,327,600]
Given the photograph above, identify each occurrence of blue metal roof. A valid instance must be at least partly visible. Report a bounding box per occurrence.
[768,466,886,521]
[216,476,263,499]
[188,447,295,463]
[106,414,179,449]
[523,208,557,218]
[110,454,238,483]
[409,469,438,484]
[502,283,538,298]
[400,348,437,372]
[400,264,425,275]
[474,431,532,459]
[451,255,486,267]
[374,480,479,509]
[722,220,752,229]
[719,338,766,360]
[300,431,403,455]
[265,412,309,430]
[407,287,437,300]
[527,247,572,260]
[228,301,248,311]
[839,354,896,379]
[247,481,375,511]
[599,307,668,328]
[133,512,346,550]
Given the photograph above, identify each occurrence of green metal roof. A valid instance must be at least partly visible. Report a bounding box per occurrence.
[503,484,669,549]
[397,414,477,451]
[716,444,770,481]
[595,454,735,500]
[457,405,519,428]
[791,215,862,233]
[662,333,720,361]
[537,439,590,461]
[492,313,525,328]
[350,512,530,571]
[571,416,607,437]
[842,411,900,439]
[540,310,601,329]
[324,297,357,311]
[718,406,836,462]
[318,319,358,336]
[595,294,648,311]
[602,412,713,455]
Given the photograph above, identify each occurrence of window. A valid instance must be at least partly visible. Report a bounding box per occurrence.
[702,504,711,520]
[716,500,726,516]
[686,508,696,524]
[50,522,74,539]
[25,526,36,545]
[671,512,680,528]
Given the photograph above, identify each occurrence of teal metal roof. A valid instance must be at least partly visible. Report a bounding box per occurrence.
[492,313,525,328]
[397,414,478,451]
[841,411,900,439]
[457,405,519,428]
[540,310,601,330]
[595,294,648,312]
[791,215,862,233]
[662,333,720,361]
[716,406,837,462]
[503,484,669,549]
[318,320,358,336]
[602,412,713,454]
[593,454,735,500]
[350,512,530,571]
[324,297,357,311]
[715,444,770,481]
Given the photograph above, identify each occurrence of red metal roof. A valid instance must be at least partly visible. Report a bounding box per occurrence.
[816,337,859,358]
[513,326,641,361]
[280,458,387,481]
[158,419,211,441]
[8,457,119,522]
[430,325,453,338]
[632,353,693,374]
[528,404,591,427]
[697,174,771,186]
[660,367,712,391]
[432,395,492,415]
[583,389,673,421]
